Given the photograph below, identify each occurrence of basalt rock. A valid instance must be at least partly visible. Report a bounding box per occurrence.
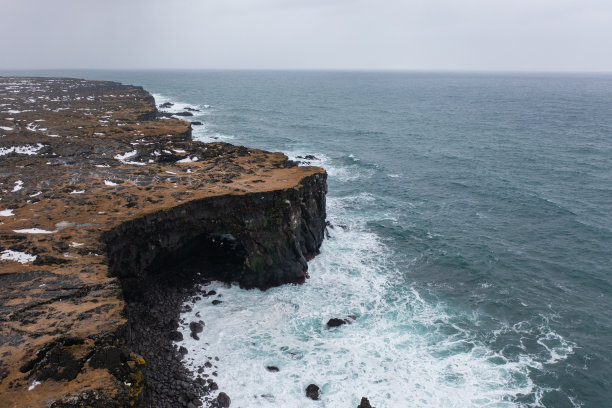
[357,397,376,408]
[0,77,327,407]
[305,384,321,400]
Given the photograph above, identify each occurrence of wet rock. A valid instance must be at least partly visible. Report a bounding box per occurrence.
[191,121,203,125]
[305,384,321,400]
[179,346,188,355]
[326,318,347,328]
[357,397,375,408]
[297,154,319,160]
[170,330,184,341]
[174,111,194,117]
[216,392,231,407]
[159,102,174,108]
[190,321,204,334]
[266,365,279,372]
[212,300,222,305]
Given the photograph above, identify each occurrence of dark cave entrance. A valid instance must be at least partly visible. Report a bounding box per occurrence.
[147,232,248,289]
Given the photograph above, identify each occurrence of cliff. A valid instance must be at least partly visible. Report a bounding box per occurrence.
[0,77,327,407]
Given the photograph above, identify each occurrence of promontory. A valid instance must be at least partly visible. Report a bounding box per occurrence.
[0,77,327,407]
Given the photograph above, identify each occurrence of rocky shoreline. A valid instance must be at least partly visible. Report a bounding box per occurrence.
[0,77,327,407]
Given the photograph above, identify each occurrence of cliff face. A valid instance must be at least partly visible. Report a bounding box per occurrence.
[0,77,327,407]
[104,172,326,297]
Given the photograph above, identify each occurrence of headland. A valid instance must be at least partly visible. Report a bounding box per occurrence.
[0,77,326,407]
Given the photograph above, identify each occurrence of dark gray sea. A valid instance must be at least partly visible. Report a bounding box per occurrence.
[5,70,611,407]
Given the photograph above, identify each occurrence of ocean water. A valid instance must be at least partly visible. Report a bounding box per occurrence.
[5,70,611,407]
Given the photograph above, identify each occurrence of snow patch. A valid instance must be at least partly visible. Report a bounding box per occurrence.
[1,249,37,263]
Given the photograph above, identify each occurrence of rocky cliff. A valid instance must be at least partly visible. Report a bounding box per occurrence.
[0,77,326,407]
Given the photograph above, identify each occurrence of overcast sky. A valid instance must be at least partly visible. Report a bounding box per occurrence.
[2,0,611,72]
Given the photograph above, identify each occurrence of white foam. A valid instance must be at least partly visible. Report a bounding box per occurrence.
[152,93,208,115]
[0,209,14,216]
[177,193,574,407]
[1,249,37,263]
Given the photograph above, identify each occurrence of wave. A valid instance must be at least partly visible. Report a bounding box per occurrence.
[176,193,577,407]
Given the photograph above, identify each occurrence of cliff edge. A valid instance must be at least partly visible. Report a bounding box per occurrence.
[0,77,327,407]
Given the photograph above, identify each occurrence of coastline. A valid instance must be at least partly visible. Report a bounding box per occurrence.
[0,77,327,407]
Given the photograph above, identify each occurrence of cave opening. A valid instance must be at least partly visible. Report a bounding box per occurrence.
[147,232,247,289]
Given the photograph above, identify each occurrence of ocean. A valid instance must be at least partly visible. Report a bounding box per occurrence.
[5,70,611,407]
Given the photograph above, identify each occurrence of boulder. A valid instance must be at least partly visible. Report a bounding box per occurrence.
[357,397,375,408]
[326,318,347,328]
[217,392,231,407]
[305,384,321,400]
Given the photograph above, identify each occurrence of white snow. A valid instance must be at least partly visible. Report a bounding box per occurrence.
[177,156,199,163]
[12,180,23,192]
[1,249,37,263]
[114,150,145,166]
[104,180,118,186]
[70,190,85,194]
[0,126,13,131]
[0,209,14,216]
[27,380,41,391]
[0,143,45,156]
[13,228,57,234]
[70,242,84,247]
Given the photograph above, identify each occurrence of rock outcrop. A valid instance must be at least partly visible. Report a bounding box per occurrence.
[0,77,327,407]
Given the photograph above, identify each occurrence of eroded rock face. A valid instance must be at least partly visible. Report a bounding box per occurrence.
[0,77,326,407]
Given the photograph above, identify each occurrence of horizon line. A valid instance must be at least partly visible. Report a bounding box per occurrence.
[1,67,612,76]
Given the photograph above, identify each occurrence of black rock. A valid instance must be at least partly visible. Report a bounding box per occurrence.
[174,111,194,117]
[326,318,347,328]
[217,392,231,407]
[305,384,321,400]
[212,300,222,305]
[159,102,174,108]
[190,321,204,334]
[170,330,184,341]
[297,154,319,160]
[191,121,203,125]
[184,107,201,112]
[266,365,279,372]
[179,346,188,355]
[357,397,375,408]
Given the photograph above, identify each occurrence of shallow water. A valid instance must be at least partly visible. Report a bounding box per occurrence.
[4,69,611,407]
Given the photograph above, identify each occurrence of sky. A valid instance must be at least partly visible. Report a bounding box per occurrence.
[1,0,611,72]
